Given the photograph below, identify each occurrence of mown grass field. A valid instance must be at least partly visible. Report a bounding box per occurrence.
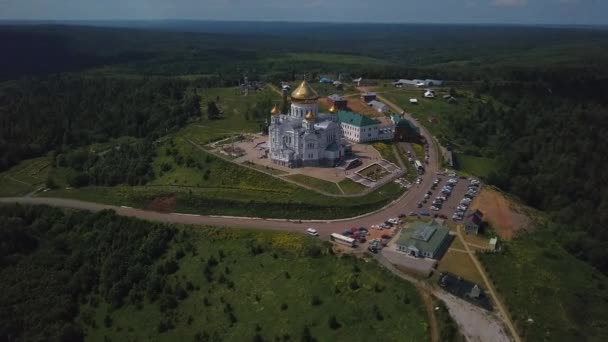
[337,179,367,195]
[283,174,343,195]
[437,250,485,286]
[81,227,429,341]
[0,156,51,196]
[478,233,608,342]
[180,87,281,144]
[40,132,404,219]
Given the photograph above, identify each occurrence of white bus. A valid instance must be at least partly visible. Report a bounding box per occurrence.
[330,233,356,247]
[415,160,424,173]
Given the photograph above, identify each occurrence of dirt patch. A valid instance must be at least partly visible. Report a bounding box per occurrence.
[470,188,530,240]
[146,194,177,213]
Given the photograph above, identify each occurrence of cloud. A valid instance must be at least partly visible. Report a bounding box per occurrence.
[492,0,528,7]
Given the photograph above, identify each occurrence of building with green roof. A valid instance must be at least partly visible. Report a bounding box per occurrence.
[338,111,394,143]
[391,114,422,143]
[396,220,451,259]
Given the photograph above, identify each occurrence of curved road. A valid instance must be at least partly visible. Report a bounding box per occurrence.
[0,97,440,236]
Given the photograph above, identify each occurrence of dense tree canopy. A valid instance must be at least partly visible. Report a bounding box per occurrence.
[0,204,176,341]
[0,75,201,172]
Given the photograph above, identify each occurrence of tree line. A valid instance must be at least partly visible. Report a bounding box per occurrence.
[0,75,202,172]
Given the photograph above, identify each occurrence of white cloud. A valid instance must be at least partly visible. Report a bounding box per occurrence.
[492,0,528,7]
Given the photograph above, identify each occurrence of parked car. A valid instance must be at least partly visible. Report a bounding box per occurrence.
[381,234,392,239]
[306,228,319,236]
[420,210,430,216]
[409,211,418,216]
[343,230,353,236]
[438,214,448,219]
[388,218,399,225]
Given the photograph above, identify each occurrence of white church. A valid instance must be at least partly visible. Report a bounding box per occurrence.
[268,80,345,168]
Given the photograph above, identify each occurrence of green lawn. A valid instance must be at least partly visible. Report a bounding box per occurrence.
[455,154,497,178]
[82,227,429,342]
[337,179,367,195]
[371,142,399,166]
[0,156,51,196]
[478,233,608,342]
[283,174,343,195]
[179,87,281,144]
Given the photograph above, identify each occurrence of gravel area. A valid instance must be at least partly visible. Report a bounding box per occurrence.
[434,290,511,342]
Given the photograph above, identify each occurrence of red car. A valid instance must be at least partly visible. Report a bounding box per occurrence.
[381,234,392,239]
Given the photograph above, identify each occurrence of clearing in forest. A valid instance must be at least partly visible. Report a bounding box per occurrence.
[469,188,530,240]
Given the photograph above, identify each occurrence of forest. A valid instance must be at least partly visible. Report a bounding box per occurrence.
[0,204,177,341]
[0,75,202,172]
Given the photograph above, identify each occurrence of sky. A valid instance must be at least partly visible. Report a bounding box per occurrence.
[0,0,606,25]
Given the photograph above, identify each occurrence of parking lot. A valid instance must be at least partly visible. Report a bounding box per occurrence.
[411,172,481,222]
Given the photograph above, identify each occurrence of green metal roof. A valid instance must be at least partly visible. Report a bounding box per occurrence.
[338,111,379,127]
[391,114,420,132]
[397,220,450,256]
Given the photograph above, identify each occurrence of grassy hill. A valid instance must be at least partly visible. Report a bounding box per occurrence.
[479,232,608,341]
[0,204,429,341]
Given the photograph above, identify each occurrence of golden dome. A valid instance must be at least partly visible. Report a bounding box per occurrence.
[329,104,337,113]
[270,104,280,116]
[291,80,319,101]
[305,110,315,122]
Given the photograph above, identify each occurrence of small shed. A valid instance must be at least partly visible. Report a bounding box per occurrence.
[465,210,484,235]
[361,92,377,103]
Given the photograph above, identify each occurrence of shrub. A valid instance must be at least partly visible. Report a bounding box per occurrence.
[328,315,341,330]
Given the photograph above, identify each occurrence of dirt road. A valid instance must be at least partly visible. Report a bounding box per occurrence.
[456,225,521,342]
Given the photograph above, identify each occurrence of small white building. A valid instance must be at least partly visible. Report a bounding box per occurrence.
[409,98,419,104]
[338,111,394,143]
[424,90,435,98]
[368,100,389,113]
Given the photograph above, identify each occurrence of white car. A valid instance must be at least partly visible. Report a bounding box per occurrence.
[388,218,399,225]
[430,206,440,211]
[306,228,319,236]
